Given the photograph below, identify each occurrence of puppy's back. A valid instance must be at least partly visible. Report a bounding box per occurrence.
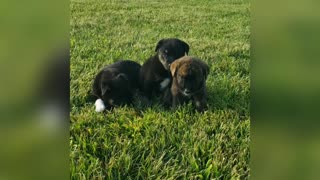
[92,60,141,98]
[105,60,141,87]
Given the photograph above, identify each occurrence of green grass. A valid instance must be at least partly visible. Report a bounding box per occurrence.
[70,0,250,179]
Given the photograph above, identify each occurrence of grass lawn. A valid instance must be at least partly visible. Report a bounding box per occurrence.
[70,0,250,179]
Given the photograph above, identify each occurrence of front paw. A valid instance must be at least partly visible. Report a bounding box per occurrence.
[95,99,106,112]
[195,101,208,112]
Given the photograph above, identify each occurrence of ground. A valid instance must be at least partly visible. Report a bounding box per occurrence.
[70,0,250,179]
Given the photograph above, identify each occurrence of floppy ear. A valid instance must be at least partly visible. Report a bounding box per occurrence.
[180,41,190,55]
[155,39,165,52]
[196,60,209,80]
[170,59,182,77]
[114,73,128,81]
[101,86,110,96]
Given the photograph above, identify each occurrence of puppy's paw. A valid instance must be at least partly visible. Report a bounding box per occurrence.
[195,101,208,112]
[95,99,106,112]
[160,78,170,91]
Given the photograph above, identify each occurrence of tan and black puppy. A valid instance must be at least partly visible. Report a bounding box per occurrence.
[169,56,209,112]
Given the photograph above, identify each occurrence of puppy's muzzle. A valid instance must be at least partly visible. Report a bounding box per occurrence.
[180,85,205,97]
[159,54,174,70]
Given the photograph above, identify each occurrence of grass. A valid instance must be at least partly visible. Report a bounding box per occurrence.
[70,0,250,179]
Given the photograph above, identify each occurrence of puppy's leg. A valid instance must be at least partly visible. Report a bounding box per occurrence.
[159,78,170,91]
[143,81,154,99]
[193,89,208,112]
[193,97,207,112]
[137,82,153,106]
[162,87,172,108]
[172,95,179,108]
[171,82,183,108]
[172,93,186,109]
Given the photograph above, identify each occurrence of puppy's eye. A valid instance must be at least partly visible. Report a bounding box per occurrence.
[164,49,168,54]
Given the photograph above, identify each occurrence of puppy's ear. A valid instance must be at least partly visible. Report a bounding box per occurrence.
[114,73,128,81]
[101,86,110,96]
[170,59,182,77]
[202,62,209,80]
[196,60,209,80]
[155,39,165,52]
[180,41,190,55]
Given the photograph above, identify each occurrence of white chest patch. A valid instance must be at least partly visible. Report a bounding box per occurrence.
[160,78,170,91]
[95,99,106,112]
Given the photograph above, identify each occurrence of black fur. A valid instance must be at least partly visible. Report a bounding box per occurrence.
[92,60,141,109]
[139,38,189,99]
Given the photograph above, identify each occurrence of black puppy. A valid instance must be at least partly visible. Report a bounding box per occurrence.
[92,60,141,112]
[139,38,189,99]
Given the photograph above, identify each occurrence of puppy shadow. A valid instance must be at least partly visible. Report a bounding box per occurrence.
[83,90,164,116]
[84,87,244,117]
[131,92,171,114]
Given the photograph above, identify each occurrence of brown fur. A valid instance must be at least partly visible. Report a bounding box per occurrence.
[169,56,209,112]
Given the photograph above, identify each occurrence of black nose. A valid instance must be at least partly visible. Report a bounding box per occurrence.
[168,58,176,64]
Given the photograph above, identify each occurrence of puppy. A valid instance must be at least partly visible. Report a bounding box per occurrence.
[92,60,141,112]
[169,56,209,112]
[140,38,190,99]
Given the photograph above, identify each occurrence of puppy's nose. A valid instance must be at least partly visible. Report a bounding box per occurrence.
[167,57,174,63]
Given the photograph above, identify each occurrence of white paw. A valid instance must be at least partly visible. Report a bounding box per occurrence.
[160,78,170,91]
[95,99,105,112]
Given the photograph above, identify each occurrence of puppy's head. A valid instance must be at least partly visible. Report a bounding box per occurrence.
[155,38,189,70]
[100,69,129,106]
[170,56,209,96]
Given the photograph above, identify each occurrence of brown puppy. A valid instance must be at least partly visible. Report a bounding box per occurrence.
[169,56,209,112]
